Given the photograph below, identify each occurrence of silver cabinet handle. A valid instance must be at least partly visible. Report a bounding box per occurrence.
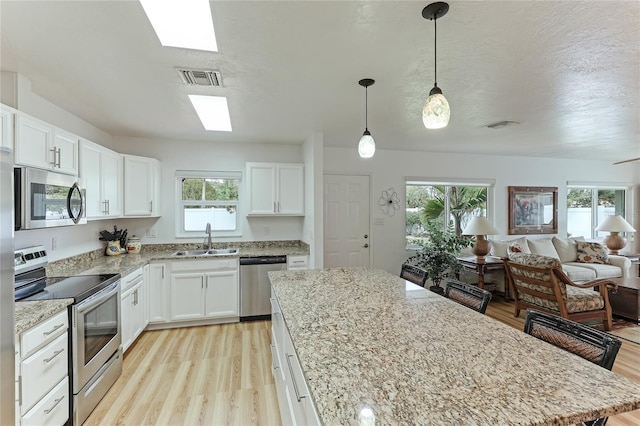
[106,199,110,214]
[273,201,276,213]
[149,201,153,212]
[270,344,279,370]
[43,349,64,363]
[43,323,64,336]
[43,396,64,414]
[49,147,57,166]
[285,353,306,402]
[56,147,61,168]
[277,201,280,213]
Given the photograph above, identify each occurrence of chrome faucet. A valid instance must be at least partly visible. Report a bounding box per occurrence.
[204,222,212,250]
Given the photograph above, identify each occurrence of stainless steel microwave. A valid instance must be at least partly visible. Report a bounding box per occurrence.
[14,167,87,230]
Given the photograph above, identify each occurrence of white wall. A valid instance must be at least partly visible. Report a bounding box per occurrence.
[302,132,324,268]
[324,147,639,275]
[112,136,305,245]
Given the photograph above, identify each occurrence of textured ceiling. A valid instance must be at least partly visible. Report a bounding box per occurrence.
[1,1,639,163]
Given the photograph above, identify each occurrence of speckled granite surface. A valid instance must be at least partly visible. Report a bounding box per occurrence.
[15,300,73,334]
[269,268,640,426]
[46,240,309,277]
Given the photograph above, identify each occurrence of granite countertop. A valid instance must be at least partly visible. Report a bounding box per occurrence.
[269,268,640,425]
[47,241,309,277]
[15,299,73,335]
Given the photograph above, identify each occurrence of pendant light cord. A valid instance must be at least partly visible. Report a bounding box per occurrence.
[365,86,368,130]
[434,14,437,87]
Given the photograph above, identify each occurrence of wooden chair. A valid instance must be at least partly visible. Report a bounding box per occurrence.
[444,279,492,314]
[504,253,615,330]
[524,309,622,426]
[400,264,428,287]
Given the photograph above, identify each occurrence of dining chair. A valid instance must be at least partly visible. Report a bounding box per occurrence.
[444,279,492,314]
[504,253,615,330]
[524,309,622,426]
[400,264,428,287]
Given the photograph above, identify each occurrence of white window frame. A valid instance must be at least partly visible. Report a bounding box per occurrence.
[175,170,242,238]
[566,181,633,239]
[405,177,495,250]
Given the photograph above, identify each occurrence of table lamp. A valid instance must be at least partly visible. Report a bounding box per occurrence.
[595,215,636,255]
[462,216,499,262]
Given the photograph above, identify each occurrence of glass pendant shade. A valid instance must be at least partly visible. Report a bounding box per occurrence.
[422,86,450,129]
[358,131,376,158]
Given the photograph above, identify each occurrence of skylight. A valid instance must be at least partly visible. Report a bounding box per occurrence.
[139,0,218,52]
[188,95,232,132]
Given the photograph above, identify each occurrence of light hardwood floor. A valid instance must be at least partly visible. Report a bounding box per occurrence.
[86,299,640,425]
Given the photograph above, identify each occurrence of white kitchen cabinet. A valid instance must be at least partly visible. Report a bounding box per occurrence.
[16,309,69,425]
[271,287,320,426]
[79,139,123,219]
[121,267,146,352]
[246,162,304,216]
[123,154,161,217]
[148,262,168,324]
[15,112,78,175]
[287,255,309,270]
[1,104,15,151]
[169,258,239,323]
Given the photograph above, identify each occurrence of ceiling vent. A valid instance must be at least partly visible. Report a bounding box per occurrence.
[176,68,222,87]
[484,120,521,129]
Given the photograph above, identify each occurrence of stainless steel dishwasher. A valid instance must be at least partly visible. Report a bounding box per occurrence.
[240,256,287,321]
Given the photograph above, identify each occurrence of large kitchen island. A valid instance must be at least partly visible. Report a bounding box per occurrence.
[269,268,640,425]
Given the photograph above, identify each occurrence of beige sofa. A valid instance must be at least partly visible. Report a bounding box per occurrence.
[490,236,631,281]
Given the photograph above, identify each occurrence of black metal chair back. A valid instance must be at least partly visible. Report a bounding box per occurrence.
[444,279,492,314]
[400,264,428,287]
[524,309,622,426]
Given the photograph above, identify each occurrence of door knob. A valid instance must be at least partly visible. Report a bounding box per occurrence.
[364,234,368,239]
[362,244,369,248]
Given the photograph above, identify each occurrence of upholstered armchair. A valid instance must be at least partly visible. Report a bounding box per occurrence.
[504,253,614,330]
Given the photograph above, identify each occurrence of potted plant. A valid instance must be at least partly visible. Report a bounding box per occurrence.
[405,223,472,294]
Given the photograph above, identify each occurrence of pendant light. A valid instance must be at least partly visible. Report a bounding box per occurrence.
[422,2,450,129]
[358,78,376,158]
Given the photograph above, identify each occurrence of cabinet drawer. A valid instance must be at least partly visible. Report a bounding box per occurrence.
[21,377,69,426]
[121,267,144,292]
[287,255,309,270]
[21,333,68,413]
[171,258,238,272]
[21,310,68,358]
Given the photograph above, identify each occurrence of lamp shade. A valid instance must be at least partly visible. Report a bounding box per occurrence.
[462,216,499,236]
[422,91,450,129]
[595,215,636,233]
[358,132,376,158]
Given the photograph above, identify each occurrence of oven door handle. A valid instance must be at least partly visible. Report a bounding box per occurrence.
[76,281,119,314]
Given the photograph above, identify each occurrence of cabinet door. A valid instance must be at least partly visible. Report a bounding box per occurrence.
[123,155,153,216]
[276,164,304,215]
[170,273,205,321]
[0,104,14,151]
[150,158,161,216]
[52,128,78,175]
[101,149,123,217]
[205,270,239,318]
[142,265,150,328]
[148,263,167,323]
[121,288,134,352]
[79,141,104,218]
[130,284,144,344]
[15,113,53,170]
[246,163,276,214]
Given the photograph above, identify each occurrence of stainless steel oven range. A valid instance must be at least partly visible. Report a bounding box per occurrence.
[15,245,122,425]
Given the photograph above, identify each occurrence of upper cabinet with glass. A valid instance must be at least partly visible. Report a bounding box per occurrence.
[14,112,79,176]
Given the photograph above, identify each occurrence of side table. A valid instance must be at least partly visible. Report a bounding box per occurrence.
[456,256,509,300]
[607,277,640,324]
[619,253,640,277]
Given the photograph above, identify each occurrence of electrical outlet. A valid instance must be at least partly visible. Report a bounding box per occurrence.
[51,237,57,250]
[146,228,157,238]
[264,226,270,235]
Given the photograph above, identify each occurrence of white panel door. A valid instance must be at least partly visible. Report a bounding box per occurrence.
[170,273,205,321]
[323,175,370,267]
[204,270,239,318]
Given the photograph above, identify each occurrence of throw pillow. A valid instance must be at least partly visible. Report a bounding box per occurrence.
[527,238,560,260]
[576,241,610,264]
[551,236,584,263]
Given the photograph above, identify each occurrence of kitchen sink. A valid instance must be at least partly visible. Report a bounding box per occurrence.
[171,248,239,257]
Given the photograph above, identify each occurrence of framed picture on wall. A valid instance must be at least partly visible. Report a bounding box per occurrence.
[508,186,558,235]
